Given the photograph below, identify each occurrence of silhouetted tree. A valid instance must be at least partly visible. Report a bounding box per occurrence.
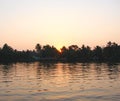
[69,45,79,51]
[103,42,120,61]
[0,44,14,62]
[0,42,120,62]
[35,43,42,58]
[66,45,79,61]
[35,43,41,53]
[93,46,103,61]
[80,45,92,61]
[2,44,13,52]
[41,45,59,58]
[61,46,68,58]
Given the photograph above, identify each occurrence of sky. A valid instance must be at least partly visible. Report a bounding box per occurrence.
[0,0,120,50]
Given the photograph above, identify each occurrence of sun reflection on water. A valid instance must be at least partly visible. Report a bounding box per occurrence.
[0,62,120,101]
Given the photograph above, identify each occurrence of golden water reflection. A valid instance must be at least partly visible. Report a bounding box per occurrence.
[0,62,120,101]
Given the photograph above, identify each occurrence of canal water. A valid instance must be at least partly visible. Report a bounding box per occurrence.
[0,62,120,101]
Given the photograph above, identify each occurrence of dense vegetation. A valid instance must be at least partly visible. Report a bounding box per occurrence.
[0,41,120,62]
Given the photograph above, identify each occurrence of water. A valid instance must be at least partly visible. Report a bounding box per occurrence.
[0,62,120,101]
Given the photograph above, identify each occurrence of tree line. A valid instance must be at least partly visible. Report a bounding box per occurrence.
[0,41,120,62]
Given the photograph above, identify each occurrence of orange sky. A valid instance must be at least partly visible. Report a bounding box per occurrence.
[0,0,120,50]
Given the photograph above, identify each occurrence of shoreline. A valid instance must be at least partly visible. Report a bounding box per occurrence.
[0,58,120,64]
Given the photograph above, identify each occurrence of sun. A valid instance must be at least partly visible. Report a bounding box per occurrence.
[53,41,65,52]
[55,44,63,52]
